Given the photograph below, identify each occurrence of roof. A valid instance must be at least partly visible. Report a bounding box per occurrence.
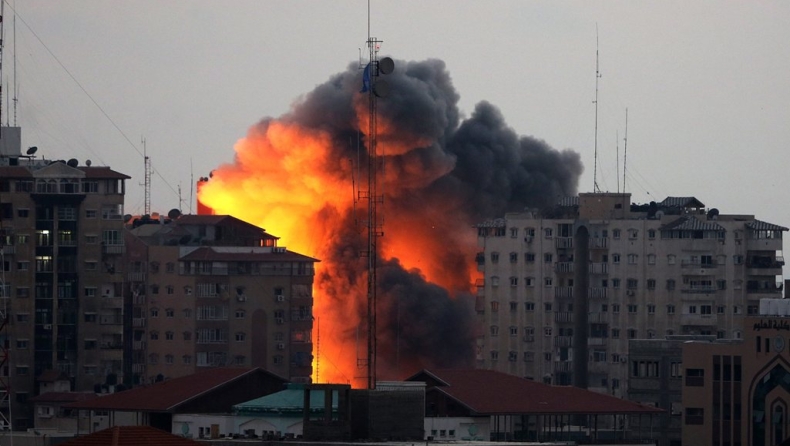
[233,383,336,415]
[475,218,506,228]
[78,166,131,179]
[58,425,202,446]
[66,367,273,412]
[30,392,100,404]
[660,196,705,208]
[179,246,318,263]
[408,369,663,416]
[557,196,579,207]
[659,216,724,232]
[175,215,276,238]
[747,220,789,232]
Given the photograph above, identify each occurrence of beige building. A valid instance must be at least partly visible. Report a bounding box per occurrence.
[0,127,129,429]
[682,310,790,446]
[475,192,786,399]
[124,214,317,385]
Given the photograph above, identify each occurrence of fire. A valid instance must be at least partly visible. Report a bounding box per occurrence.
[198,58,582,387]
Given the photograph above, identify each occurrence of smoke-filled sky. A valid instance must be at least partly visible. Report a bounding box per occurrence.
[13,1,790,230]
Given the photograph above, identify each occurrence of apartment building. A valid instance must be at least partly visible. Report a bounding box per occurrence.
[681,308,790,446]
[0,127,129,429]
[124,214,317,386]
[474,192,786,399]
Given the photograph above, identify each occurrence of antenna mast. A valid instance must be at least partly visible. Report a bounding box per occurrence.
[616,130,619,193]
[142,137,151,215]
[622,108,629,195]
[592,25,602,193]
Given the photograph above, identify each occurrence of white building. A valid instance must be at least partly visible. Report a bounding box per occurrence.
[474,193,786,398]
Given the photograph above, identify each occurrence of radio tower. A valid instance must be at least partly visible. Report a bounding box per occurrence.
[356,8,394,388]
[0,0,14,436]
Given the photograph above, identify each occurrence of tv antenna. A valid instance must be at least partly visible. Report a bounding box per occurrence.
[142,137,151,215]
[622,108,629,195]
[592,25,602,193]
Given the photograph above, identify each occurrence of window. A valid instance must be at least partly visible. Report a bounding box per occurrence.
[165,331,174,340]
[525,253,535,262]
[183,308,192,318]
[734,305,742,314]
[647,254,656,265]
[490,252,499,263]
[150,331,159,341]
[717,305,726,314]
[183,331,192,341]
[544,277,553,287]
[612,254,621,264]
[544,253,553,263]
[628,229,638,239]
[149,354,159,365]
[647,304,656,314]
[491,276,500,287]
[525,302,535,311]
[612,328,620,338]
[628,304,638,314]
[84,313,97,323]
[647,279,656,290]
[627,278,638,289]
[685,408,704,425]
[150,308,159,318]
[667,254,676,265]
[648,229,656,239]
[667,279,676,291]
[84,261,97,271]
[525,277,534,287]
[733,255,744,265]
[544,228,553,238]
[165,308,174,318]
[627,329,637,339]
[523,327,535,342]
[509,277,518,287]
[612,278,621,289]
[16,313,29,323]
[701,305,712,315]
[544,302,552,312]
[509,301,517,312]
[235,309,245,318]
[509,252,518,263]
[613,229,621,239]
[235,332,246,342]
[544,353,552,362]
[627,254,638,264]
[526,227,535,237]
[166,285,174,295]
[85,209,97,219]
[490,325,499,336]
[686,369,705,386]
[165,354,174,365]
[612,304,620,314]
[150,284,159,295]
[544,326,552,337]
[183,355,192,364]
[166,262,175,273]
[16,287,29,298]
[16,339,28,349]
[510,227,518,238]
[490,301,499,312]
[84,340,97,350]
[717,280,727,290]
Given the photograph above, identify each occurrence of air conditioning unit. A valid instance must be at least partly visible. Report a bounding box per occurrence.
[620,356,627,363]
[276,343,285,350]
[275,318,284,325]
[276,295,285,302]
[524,236,533,243]
[43,324,52,330]
[626,290,635,296]
[237,295,247,302]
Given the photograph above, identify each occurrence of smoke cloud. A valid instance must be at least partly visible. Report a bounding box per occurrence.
[200,57,583,384]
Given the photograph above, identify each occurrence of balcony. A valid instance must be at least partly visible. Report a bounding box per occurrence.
[555,237,573,249]
[589,262,608,275]
[747,238,782,252]
[133,294,146,305]
[589,237,609,249]
[102,244,125,255]
[554,262,574,274]
[554,311,573,323]
[553,361,571,373]
[133,340,146,351]
[132,317,146,328]
[555,286,573,299]
[132,364,145,374]
[554,335,573,348]
[681,286,717,295]
[747,282,783,295]
[588,312,608,323]
[588,287,608,300]
[100,342,123,350]
[100,315,123,325]
[588,337,606,346]
[0,245,14,255]
[128,272,146,282]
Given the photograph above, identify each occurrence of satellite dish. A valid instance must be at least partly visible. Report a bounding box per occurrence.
[67,158,79,167]
[26,146,38,155]
[167,208,182,219]
[86,159,92,166]
[123,214,133,223]
[373,79,390,98]
[379,57,395,75]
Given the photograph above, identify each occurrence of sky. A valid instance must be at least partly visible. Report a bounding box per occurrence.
[9,1,790,232]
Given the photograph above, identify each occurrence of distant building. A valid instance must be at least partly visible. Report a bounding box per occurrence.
[0,128,130,429]
[124,214,318,385]
[474,192,786,399]
[682,308,790,446]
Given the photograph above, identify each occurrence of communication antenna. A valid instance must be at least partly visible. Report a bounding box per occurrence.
[622,108,629,195]
[592,25,602,193]
[142,137,151,215]
[356,1,395,390]
[616,130,619,193]
[12,1,17,127]
[189,159,194,214]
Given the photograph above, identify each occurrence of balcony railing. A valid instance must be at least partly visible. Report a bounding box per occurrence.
[589,262,608,274]
[132,317,146,327]
[554,287,573,299]
[554,262,574,273]
[553,361,571,373]
[555,311,573,323]
[589,237,609,249]
[554,335,573,348]
[588,287,608,300]
[555,238,573,249]
[0,245,15,255]
[128,272,146,282]
[102,245,125,255]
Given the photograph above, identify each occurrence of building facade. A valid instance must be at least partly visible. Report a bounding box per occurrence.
[682,311,790,446]
[124,214,317,385]
[474,192,786,399]
[0,128,129,429]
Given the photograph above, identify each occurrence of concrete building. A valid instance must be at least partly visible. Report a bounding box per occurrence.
[124,214,317,385]
[0,128,130,429]
[681,309,790,446]
[474,192,786,398]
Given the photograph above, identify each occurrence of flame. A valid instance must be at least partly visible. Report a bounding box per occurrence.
[199,113,475,387]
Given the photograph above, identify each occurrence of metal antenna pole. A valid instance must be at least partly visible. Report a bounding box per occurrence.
[593,25,602,193]
[623,108,629,195]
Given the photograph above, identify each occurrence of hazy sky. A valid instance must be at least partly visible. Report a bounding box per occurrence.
[11,2,790,231]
